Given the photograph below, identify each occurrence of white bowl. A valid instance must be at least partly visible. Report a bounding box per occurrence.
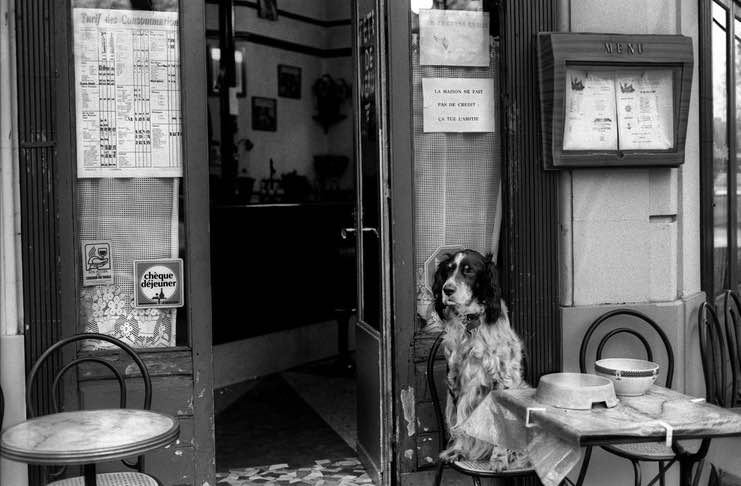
[594,358,659,396]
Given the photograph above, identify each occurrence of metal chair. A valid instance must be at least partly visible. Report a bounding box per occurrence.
[27,333,162,486]
[576,309,676,486]
[1,383,4,430]
[723,290,741,407]
[426,331,538,486]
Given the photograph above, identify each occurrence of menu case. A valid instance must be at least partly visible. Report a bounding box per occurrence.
[537,33,693,169]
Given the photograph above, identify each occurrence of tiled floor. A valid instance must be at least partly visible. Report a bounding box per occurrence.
[215,357,362,485]
[216,458,373,486]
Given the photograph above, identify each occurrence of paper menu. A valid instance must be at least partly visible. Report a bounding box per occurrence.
[562,68,674,152]
[73,8,183,178]
[615,70,673,150]
[563,70,618,151]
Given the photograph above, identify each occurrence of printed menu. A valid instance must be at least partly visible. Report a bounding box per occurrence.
[73,8,183,178]
[563,68,673,151]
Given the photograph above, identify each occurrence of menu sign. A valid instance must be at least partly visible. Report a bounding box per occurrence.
[563,68,673,151]
[422,78,495,133]
[73,9,183,178]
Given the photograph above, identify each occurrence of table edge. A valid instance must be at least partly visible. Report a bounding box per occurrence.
[0,411,180,466]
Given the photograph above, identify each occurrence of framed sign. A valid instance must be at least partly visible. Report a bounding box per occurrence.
[537,32,693,169]
[278,64,301,99]
[134,258,184,308]
[252,96,277,131]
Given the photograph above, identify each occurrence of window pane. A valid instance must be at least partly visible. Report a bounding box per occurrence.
[713,1,729,296]
[72,0,186,348]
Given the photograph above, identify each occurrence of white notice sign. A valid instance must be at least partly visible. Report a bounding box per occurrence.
[616,70,673,150]
[419,10,489,67]
[73,9,183,178]
[422,78,495,133]
[563,70,618,151]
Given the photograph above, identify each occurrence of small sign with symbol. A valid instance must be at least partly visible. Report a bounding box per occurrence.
[81,240,114,286]
[133,258,184,309]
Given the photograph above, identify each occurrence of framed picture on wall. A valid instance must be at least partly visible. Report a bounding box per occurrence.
[207,46,246,97]
[257,0,279,20]
[252,97,277,131]
[278,64,301,99]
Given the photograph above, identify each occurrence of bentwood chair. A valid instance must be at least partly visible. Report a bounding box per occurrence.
[426,331,539,486]
[576,309,676,486]
[27,333,162,486]
[723,290,741,407]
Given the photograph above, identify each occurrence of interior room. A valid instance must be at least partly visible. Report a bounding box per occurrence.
[205,1,363,482]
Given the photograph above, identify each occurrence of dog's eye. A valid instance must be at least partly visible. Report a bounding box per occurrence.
[462,265,472,274]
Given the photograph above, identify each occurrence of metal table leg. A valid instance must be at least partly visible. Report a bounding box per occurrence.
[83,463,97,486]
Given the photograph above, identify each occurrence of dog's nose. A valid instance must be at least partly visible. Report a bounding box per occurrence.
[443,284,455,296]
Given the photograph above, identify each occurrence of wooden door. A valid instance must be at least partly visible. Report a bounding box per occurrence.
[352,0,393,484]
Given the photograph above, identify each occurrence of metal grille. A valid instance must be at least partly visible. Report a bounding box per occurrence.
[499,0,561,385]
[16,1,62,484]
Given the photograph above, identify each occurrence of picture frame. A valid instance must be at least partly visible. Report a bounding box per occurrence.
[206,46,247,97]
[278,64,301,99]
[257,0,279,20]
[252,97,277,131]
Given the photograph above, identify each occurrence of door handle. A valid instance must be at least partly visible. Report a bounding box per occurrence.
[341,227,379,239]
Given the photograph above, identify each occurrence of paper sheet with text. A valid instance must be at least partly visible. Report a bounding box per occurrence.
[73,8,183,178]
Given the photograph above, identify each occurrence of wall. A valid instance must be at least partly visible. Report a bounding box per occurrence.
[557,0,705,484]
[206,1,354,193]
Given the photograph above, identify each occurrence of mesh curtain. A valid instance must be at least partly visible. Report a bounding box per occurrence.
[414,34,503,326]
[77,178,178,349]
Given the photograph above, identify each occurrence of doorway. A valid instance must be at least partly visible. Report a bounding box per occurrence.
[205,1,388,485]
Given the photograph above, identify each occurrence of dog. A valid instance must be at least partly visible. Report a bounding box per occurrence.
[432,249,528,470]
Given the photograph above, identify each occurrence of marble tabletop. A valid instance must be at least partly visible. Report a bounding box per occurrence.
[496,385,741,446]
[0,408,179,465]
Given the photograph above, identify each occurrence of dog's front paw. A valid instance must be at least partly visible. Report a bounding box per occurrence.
[439,448,464,463]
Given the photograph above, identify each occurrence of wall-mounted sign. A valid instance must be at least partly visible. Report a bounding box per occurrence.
[134,258,184,309]
[81,240,114,286]
[422,78,495,133]
[537,32,693,169]
[73,8,183,178]
[419,9,489,67]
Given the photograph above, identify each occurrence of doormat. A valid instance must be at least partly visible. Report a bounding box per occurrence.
[216,458,372,486]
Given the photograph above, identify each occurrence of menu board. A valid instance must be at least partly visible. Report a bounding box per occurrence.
[563,68,673,151]
[73,9,183,178]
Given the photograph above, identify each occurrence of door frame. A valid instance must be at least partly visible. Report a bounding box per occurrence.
[52,1,215,484]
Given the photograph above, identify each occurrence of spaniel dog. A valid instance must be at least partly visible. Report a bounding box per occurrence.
[432,249,528,470]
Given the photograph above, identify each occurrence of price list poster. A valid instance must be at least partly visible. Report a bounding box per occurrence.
[73,9,183,178]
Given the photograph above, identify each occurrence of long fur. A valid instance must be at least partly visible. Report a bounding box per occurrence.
[432,250,528,470]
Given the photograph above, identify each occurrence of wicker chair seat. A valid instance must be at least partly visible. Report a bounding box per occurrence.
[48,472,159,486]
[451,460,536,477]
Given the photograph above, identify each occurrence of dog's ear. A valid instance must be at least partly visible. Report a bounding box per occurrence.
[481,253,502,323]
[432,253,452,319]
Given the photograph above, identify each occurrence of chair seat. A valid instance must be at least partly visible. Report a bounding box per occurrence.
[48,472,159,486]
[451,459,535,477]
[603,442,676,460]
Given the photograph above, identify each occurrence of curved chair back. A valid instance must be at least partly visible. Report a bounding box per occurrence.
[699,301,737,407]
[26,333,152,418]
[579,309,675,388]
[724,290,741,406]
[0,383,4,430]
[427,331,448,452]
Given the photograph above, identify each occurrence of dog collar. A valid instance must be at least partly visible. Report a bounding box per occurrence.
[463,314,481,333]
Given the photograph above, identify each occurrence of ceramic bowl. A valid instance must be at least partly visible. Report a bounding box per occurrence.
[594,358,659,396]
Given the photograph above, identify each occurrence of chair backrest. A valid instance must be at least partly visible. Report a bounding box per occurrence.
[579,309,675,388]
[26,332,152,418]
[723,290,741,406]
[426,331,448,452]
[699,301,737,407]
[0,383,4,430]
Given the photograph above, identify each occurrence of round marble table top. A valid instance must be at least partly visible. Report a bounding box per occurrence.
[0,409,179,465]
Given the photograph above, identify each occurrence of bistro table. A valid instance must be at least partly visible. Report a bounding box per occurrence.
[494,385,741,486]
[0,408,180,486]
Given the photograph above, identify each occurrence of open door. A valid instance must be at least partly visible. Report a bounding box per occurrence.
[351,0,392,484]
